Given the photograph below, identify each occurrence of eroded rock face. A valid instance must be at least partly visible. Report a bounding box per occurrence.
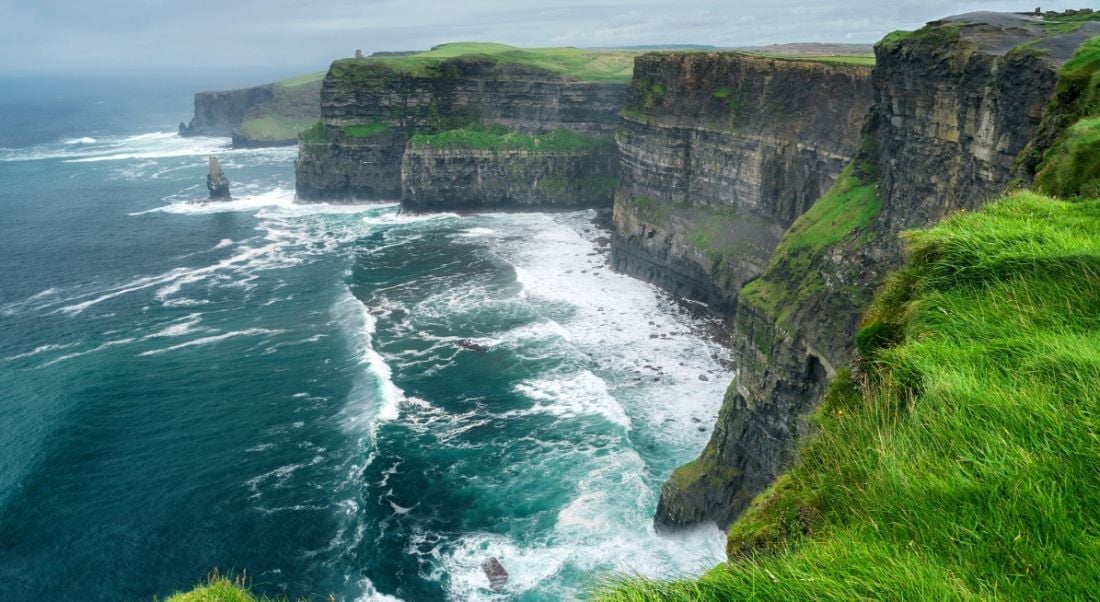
[180,85,276,137]
[295,57,627,204]
[655,12,1100,532]
[206,155,231,200]
[610,53,873,311]
[401,147,618,211]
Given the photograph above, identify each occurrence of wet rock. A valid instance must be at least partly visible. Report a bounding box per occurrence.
[698,374,709,382]
[480,557,509,591]
[206,155,231,200]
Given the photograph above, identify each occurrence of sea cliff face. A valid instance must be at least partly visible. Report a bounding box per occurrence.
[181,85,276,137]
[401,147,618,211]
[610,54,873,310]
[294,57,627,205]
[654,12,1100,531]
[180,78,322,148]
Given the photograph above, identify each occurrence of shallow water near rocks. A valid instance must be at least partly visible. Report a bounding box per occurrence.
[0,76,729,601]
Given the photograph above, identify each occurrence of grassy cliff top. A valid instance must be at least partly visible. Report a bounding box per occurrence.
[275,71,325,89]
[736,51,875,66]
[600,188,1100,601]
[236,74,323,142]
[335,42,640,82]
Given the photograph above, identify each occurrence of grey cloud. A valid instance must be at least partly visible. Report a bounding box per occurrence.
[0,0,1090,74]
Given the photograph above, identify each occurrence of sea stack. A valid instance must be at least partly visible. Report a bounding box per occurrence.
[206,155,231,200]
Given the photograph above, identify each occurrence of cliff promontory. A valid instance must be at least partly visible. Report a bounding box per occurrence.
[653,10,1100,532]
[294,43,633,208]
[610,53,873,310]
[180,73,323,147]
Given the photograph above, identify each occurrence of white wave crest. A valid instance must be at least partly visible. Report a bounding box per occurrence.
[138,328,284,356]
[513,371,632,429]
[335,292,405,435]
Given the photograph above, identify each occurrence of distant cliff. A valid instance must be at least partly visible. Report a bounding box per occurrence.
[294,43,632,207]
[610,53,873,311]
[653,11,1100,531]
[180,74,323,147]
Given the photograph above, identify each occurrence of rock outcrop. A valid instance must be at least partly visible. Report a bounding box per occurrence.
[480,557,509,591]
[654,12,1100,531]
[206,155,231,200]
[295,56,627,206]
[610,53,873,311]
[401,146,618,211]
[181,78,322,148]
[180,85,277,137]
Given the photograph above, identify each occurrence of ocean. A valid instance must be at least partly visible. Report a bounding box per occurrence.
[0,75,729,601]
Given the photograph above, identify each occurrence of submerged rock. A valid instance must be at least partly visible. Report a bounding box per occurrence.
[206,155,231,200]
[480,557,509,591]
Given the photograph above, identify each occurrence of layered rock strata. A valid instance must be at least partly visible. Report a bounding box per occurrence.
[294,57,627,206]
[655,12,1100,531]
[401,147,618,211]
[610,53,873,311]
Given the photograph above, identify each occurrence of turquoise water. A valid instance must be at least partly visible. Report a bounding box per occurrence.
[0,78,729,601]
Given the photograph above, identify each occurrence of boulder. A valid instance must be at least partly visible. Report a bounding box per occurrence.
[480,557,508,591]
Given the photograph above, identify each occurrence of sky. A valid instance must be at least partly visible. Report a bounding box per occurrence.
[0,0,1092,76]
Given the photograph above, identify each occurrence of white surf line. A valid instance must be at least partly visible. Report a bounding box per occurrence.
[138,328,285,357]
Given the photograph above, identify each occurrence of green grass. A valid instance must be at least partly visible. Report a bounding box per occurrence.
[276,71,325,89]
[740,52,875,66]
[1039,10,1100,34]
[238,115,317,141]
[739,159,881,324]
[236,74,322,142]
[299,121,329,143]
[409,124,612,152]
[1034,37,1100,198]
[598,191,1100,600]
[774,162,881,257]
[879,24,962,51]
[338,42,639,83]
[343,121,389,138]
[162,571,280,602]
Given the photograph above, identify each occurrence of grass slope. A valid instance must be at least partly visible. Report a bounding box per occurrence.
[237,73,324,142]
[740,158,881,326]
[346,42,639,82]
[1035,37,1100,198]
[598,190,1100,601]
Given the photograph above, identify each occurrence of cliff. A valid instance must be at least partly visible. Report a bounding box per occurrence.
[180,85,275,136]
[654,11,1100,531]
[180,74,323,147]
[294,43,631,206]
[402,138,618,211]
[610,53,873,311]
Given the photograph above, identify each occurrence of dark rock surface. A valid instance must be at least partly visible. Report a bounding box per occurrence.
[653,12,1098,532]
[401,147,618,211]
[480,557,509,591]
[206,155,231,200]
[295,57,627,205]
[610,53,873,311]
[180,85,276,137]
[181,80,322,148]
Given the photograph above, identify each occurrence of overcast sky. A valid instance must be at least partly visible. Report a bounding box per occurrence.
[0,1,1090,75]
